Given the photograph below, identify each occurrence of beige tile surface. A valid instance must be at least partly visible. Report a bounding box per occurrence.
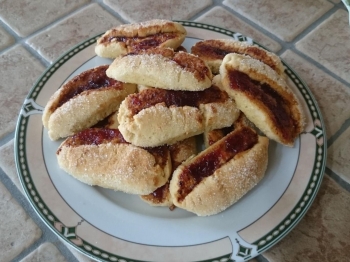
[0,26,15,51]
[262,175,350,262]
[0,181,42,262]
[327,127,350,184]
[0,140,23,194]
[104,0,212,22]
[26,3,121,63]
[0,45,45,140]
[296,9,350,83]
[281,50,350,139]
[64,244,94,262]
[195,6,281,52]
[0,0,90,37]
[20,243,67,262]
[223,0,333,42]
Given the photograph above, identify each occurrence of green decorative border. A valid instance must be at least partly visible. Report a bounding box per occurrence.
[14,21,326,262]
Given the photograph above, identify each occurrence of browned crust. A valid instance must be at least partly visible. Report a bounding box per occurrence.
[170,126,269,216]
[106,48,213,91]
[57,128,172,195]
[42,65,136,140]
[43,65,120,125]
[191,39,285,77]
[220,53,305,147]
[95,20,186,58]
[117,85,239,147]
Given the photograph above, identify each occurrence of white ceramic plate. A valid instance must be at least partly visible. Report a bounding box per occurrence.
[15,21,326,262]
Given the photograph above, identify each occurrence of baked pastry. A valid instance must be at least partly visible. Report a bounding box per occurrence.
[137,84,153,92]
[106,47,213,91]
[95,19,186,58]
[42,65,136,140]
[220,53,305,147]
[93,110,120,129]
[141,137,197,207]
[191,39,285,77]
[57,128,172,195]
[170,126,269,216]
[203,113,255,148]
[117,85,240,147]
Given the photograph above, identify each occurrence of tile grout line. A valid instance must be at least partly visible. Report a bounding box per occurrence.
[0,2,102,57]
[326,167,350,192]
[0,3,101,260]
[327,118,350,148]
[211,2,285,49]
[184,0,220,21]
[92,0,131,24]
[286,3,350,89]
[0,167,79,262]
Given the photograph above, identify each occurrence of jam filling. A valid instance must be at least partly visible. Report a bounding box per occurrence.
[172,52,211,81]
[56,65,119,109]
[228,69,296,142]
[177,126,258,202]
[143,182,170,203]
[208,126,234,146]
[58,128,168,168]
[129,85,227,115]
[62,128,127,147]
[192,42,277,72]
[192,42,231,59]
[244,46,276,71]
[103,33,178,52]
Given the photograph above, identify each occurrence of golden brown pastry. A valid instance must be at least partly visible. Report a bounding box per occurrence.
[220,53,305,147]
[95,19,186,58]
[170,126,269,216]
[191,39,285,77]
[57,128,172,195]
[42,65,136,140]
[106,48,213,91]
[117,85,240,147]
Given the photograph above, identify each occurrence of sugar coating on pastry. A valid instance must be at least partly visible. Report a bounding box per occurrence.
[117,85,240,147]
[191,39,286,77]
[220,53,305,146]
[57,128,172,195]
[42,65,136,140]
[106,48,213,91]
[95,19,186,58]
[170,126,269,216]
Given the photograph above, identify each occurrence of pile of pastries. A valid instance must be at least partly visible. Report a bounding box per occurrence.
[42,19,305,216]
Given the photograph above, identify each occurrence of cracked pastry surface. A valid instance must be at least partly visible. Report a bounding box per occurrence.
[95,19,186,58]
[191,39,285,77]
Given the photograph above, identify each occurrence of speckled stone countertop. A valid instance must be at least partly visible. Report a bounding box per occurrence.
[0,1,349,262]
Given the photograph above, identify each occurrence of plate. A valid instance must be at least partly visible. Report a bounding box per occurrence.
[15,21,326,262]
